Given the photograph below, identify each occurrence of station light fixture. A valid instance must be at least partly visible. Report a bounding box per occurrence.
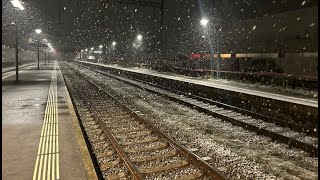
[112,41,116,46]
[200,18,209,27]
[11,0,24,10]
[35,29,42,34]
[137,34,142,41]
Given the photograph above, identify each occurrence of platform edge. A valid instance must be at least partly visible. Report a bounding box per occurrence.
[61,69,98,180]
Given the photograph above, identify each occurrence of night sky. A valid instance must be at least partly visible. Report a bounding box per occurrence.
[2,0,317,54]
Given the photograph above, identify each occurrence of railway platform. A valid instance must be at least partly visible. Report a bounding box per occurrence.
[2,62,35,74]
[75,60,318,136]
[2,61,97,180]
[76,60,318,107]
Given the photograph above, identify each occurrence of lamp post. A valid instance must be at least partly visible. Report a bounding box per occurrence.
[99,45,103,62]
[136,34,143,68]
[112,42,116,63]
[47,43,51,63]
[35,29,42,69]
[200,18,209,78]
[85,48,88,60]
[10,0,24,82]
[200,18,217,78]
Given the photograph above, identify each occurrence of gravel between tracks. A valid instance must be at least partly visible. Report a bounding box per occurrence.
[72,64,318,179]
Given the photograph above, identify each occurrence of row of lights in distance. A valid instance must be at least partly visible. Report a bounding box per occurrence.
[10,0,55,52]
[80,34,143,52]
[35,29,55,52]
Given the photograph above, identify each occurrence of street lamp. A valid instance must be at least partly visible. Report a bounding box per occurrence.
[10,0,24,82]
[11,0,24,10]
[35,29,42,34]
[98,45,103,61]
[135,35,143,68]
[80,50,83,59]
[34,29,42,69]
[200,18,215,78]
[200,18,209,27]
[111,42,116,63]
[137,34,142,41]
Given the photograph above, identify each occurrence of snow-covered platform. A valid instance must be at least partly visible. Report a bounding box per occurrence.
[76,60,317,108]
[75,60,318,136]
[2,61,97,180]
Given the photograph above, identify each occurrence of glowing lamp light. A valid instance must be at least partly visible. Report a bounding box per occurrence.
[35,29,42,34]
[11,0,24,10]
[200,18,209,27]
[137,34,142,41]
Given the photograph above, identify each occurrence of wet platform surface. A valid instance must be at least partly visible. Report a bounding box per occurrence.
[2,61,97,180]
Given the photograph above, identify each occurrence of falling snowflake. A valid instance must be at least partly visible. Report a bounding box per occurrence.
[252,25,256,30]
[309,23,315,27]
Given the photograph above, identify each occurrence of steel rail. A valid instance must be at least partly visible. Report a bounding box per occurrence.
[63,66,144,180]
[64,63,226,179]
[76,63,318,157]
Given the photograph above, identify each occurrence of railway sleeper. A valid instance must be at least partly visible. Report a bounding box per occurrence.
[139,160,189,174]
[91,137,107,144]
[117,130,153,138]
[103,118,136,125]
[108,122,142,129]
[97,150,114,159]
[112,127,146,134]
[101,114,132,120]
[174,170,204,180]
[100,159,121,171]
[121,137,159,146]
[106,172,127,180]
[131,149,177,163]
[125,142,168,153]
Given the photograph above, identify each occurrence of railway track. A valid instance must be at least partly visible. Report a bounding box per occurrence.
[75,62,318,157]
[61,63,226,179]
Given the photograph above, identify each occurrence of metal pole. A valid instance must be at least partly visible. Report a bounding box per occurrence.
[37,46,40,70]
[153,6,156,60]
[160,0,164,58]
[45,48,47,65]
[15,27,19,82]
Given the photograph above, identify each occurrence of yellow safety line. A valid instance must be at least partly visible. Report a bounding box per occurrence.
[33,61,60,180]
